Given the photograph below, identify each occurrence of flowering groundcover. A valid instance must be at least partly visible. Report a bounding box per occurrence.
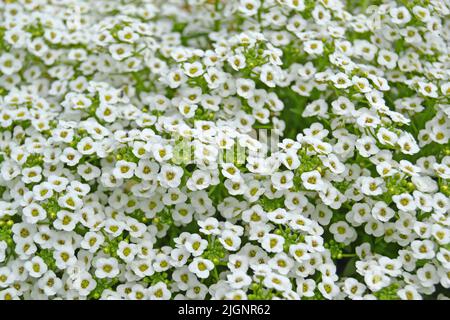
[0,0,449,301]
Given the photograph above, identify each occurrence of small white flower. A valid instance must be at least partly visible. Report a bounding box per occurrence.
[300,170,324,191]
[188,257,214,279]
[24,256,48,278]
[94,257,120,279]
[261,233,285,253]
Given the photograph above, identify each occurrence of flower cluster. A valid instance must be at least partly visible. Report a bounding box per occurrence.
[0,0,449,300]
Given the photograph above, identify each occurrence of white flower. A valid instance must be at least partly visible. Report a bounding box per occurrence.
[261,234,285,253]
[411,240,435,260]
[263,273,292,292]
[300,170,324,191]
[304,40,323,55]
[158,164,183,188]
[329,221,354,243]
[371,201,395,222]
[224,177,248,196]
[392,193,417,212]
[219,230,241,251]
[271,171,294,190]
[356,136,379,157]
[227,271,252,289]
[377,49,398,69]
[331,72,352,89]
[149,282,172,300]
[0,241,7,263]
[184,234,208,257]
[187,170,212,191]
[113,160,136,179]
[227,54,246,71]
[296,278,316,298]
[397,133,420,155]
[360,177,384,196]
[318,279,340,300]
[188,257,214,279]
[72,271,97,296]
[23,203,47,224]
[94,257,120,279]
[397,285,422,300]
[54,246,77,270]
[289,243,311,262]
[236,78,255,99]
[109,43,133,60]
[390,6,411,24]
[0,53,22,75]
[364,268,390,292]
[238,0,260,16]
[24,256,48,278]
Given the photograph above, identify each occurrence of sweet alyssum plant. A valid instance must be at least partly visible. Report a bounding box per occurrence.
[0,0,449,300]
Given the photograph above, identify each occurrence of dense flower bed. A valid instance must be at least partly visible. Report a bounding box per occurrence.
[0,0,449,300]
